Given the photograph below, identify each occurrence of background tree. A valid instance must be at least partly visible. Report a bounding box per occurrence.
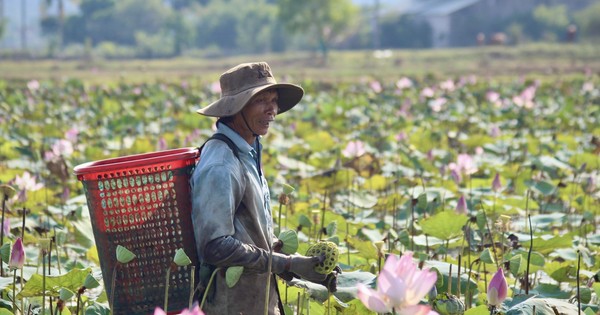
[574,1,600,41]
[195,0,280,54]
[277,0,358,63]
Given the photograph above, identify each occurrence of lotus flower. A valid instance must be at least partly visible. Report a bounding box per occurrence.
[448,154,478,183]
[357,252,438,315]
[342,140,366,158]
[396,77,413,90]
[13,172,44,202]
[455,196,468,214]
[9,238,25,270]
[487,268,508,307]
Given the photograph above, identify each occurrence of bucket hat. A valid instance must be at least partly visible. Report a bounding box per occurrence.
[196,62,304,117]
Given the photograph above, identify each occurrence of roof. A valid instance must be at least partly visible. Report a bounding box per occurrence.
[402,0,482,16]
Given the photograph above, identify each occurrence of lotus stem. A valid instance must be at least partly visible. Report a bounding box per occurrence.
[109,264,118,312]
[200,267,222,310]
[264,247,273,315]
[12,269,16,313]
[577,250,581,314]
[525,214,533,294]
[189,266,195,309]
[164,266,171,311]
[42,250,47,315]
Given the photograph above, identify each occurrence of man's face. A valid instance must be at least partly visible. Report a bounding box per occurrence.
[239,89,279,136]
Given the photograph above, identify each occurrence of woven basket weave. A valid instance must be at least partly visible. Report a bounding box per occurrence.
[74,148,200,315]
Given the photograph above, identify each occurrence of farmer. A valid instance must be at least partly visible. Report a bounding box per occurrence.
[191,62,327,315]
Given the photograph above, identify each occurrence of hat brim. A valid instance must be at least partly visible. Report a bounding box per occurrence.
[196,83,304,117]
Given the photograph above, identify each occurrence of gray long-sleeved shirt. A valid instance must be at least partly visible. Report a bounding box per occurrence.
[190,123,284,314]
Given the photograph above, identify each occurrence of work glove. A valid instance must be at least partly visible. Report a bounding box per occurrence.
[288,254,328,283]
[273,252,327,283]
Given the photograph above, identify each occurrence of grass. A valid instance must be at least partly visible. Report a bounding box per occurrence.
[1,42,599,84]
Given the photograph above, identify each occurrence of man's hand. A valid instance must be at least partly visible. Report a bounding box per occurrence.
[288,254,327,283]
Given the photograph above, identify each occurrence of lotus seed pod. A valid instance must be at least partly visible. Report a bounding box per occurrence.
[305,241,339,274]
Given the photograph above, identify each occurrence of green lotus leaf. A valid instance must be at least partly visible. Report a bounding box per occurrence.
[226,266,244,288]
[420,211,469,240]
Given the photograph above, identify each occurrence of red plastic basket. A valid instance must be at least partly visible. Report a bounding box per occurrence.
[74,147,200,315]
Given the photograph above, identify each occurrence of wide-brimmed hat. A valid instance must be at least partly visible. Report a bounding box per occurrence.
[196,62,304,117]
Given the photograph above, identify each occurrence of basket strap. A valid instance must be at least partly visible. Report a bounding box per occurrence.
[199,133,240,160]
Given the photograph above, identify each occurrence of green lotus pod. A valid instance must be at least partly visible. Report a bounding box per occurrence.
[83,274,100,289]
[433,293,465,315]
[0,184,16,200]
[480,248,495,264]
[59,288,75,301]
[298,214,312,228]
[282,184,295,195]
[173,248,192,266]
[0,242,10,264]
[278,230,299,255]
[116,245,136,264]
[305,241,339,274]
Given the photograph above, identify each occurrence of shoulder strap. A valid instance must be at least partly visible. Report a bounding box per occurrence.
[199,133,240,160]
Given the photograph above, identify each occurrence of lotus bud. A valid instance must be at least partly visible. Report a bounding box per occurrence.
[492,173,502,192]
[116,245,136,264]
[487,268,508,307]
[9,237,25,270]
[456,196,468,214]
[173,248,192,266]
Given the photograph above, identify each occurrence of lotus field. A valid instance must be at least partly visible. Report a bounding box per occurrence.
[0,71,599,315]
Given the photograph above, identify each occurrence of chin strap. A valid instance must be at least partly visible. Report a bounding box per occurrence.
[241,112,262,178]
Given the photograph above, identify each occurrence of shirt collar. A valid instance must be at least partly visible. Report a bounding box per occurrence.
[216,121,255,155]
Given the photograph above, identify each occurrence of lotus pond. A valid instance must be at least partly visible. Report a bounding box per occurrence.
[0,72,599,315]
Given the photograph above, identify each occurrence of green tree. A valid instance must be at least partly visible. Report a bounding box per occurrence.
[532,4,570,41]
[574,1,600,40]
[195,0,279,54]
[277,0,358,62]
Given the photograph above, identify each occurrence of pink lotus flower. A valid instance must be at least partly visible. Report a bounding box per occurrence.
[448,154,478,177]
[154,305,205,315]
[342,141,366,158]
[357,252,438,315]
[9,238,25,270]
[439,79,455,92]
[429,97,447,112]
[27,80,40,91]
[492,173,502,192]
[487,268,508,307]
[209,81,221,94]
[396,77,413,90]
[489,124,501,138]
[65,128,79,143]
[370,80,383,93]
[13,172,44,202]
[456,195,468,214]
[420,87,435,98]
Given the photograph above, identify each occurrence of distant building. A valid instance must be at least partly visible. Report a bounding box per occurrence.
[395,0,592,48]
